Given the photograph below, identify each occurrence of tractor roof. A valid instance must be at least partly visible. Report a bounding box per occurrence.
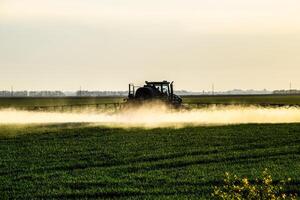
[145,81,171,85]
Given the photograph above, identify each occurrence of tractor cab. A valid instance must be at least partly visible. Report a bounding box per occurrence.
[145,81,171,97]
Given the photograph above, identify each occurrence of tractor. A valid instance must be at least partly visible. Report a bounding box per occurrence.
[126,81,182,107]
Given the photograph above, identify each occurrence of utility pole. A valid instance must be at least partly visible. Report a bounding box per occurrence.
[290,82,292,93]
[79,86,82,97]
[212,83,215,95]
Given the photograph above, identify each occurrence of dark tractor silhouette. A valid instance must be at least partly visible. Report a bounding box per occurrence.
[127,81,182,107]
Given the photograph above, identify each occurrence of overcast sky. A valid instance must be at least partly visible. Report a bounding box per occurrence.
[1,0,300,91]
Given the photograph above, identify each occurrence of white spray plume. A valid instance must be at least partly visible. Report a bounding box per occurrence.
[1,103,300,128]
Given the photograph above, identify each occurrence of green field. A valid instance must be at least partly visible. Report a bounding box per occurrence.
[1,95,300,109]
[1,124,299,199]
[0,97,124,108]
[182,95,300,105]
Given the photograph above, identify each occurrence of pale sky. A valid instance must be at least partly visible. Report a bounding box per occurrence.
[1,0,300,91]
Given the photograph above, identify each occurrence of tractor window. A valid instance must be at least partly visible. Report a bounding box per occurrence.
[162,85,169,95]
[154,85,161,92]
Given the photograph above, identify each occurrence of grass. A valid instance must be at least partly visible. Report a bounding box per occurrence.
[1,95,300,109]
[0,97,124,108]
[1,123,300,199]
[182,95,300,105]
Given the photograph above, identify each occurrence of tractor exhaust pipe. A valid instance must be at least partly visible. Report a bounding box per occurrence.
[170,81,174,101]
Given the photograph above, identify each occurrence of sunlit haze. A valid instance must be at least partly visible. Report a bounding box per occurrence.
[1,0,300,91]
[1,105,300,128]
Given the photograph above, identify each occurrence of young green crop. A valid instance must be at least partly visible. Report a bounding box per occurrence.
[0,124,299,199]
